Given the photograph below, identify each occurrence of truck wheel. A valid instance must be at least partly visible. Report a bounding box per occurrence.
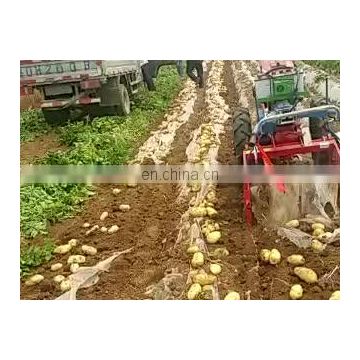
[115,84,130,115]
[233,109,252,163]
[42,108,70,125]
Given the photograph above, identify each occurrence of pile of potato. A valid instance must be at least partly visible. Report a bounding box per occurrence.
[185,187,240,300]
[259,217,340,300]
[191,123,219,164]
[24,238,98,293]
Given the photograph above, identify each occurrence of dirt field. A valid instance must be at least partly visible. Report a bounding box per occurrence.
[20,61,340,300]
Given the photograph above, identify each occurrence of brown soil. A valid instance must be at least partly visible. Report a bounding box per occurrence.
[20,132,66,164]
[20,80,208,300]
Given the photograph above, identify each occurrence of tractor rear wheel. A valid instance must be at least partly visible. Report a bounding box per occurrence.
[233,109,252,163]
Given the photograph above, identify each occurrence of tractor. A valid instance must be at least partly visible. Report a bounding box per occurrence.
[232,61,340,226]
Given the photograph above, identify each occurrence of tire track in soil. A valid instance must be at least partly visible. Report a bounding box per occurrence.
[215,61,261,300]
[20,69,210,300]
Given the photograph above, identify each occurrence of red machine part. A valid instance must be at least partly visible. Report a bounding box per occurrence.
[242,133,340,226]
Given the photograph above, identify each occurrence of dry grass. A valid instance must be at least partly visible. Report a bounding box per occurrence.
[20,90,42,111]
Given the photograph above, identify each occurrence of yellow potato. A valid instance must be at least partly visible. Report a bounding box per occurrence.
[285,219,299,228]
[60,280,71,292]
[209,263,222,275]
[202,285,214,292]
[269,249,281,265]
[287,255,305,266]
[70,263,80,273]
[193,273,216,286]
[112,188,121,195]
[54,244,72,254]
[312,223,325,231]
[260,249,271,262]
[187,245,200,254]
[313,228,325,237]
[67,255,86,264]
[100,211,109,221]
[53,275,65,284]
[212,248,229,259]
[50,263,63,271]
[68,239,78,247]
[81,245,97,256]
[107,225,119,234]
[191,252,205,267]
[190,206,207,218]
[290,284,303,299]
[329,290,340,300]
[25,274,44,286]
[187,283,202,300]
[224,291,240,300]
[294,267,318,284]
[311,239,326,252]
[119,204,131,211]
[206,231,221,244]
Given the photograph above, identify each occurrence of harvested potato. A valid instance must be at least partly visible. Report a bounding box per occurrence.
[202,285,214,292]
[70,263,80,273]
[187,245,200,254]
[260,249,271,262]
[187,283,202,300]
[294,267,318,284]
[127,183,137,188]
[60,280,71,292]
[190,206,207,217]
[82,245,97,256]
[191,252,205,267]
[25,274,44,286]
[82,222,91,228]
[212,248,229,259]
[119,204,131,211]
[100,226,108,233]
[224,291,240,300]
[206,207,218,217]
[210,263,222,275]
[68,239,78,247]
[286,219,299,228]
[269,249,281,265]
[85,225,99,236]
[54,244,72,254]
[329,290,340,300]
[100,211,109,221]
[214,223,220,230]
[50,263,63,271]
[318,232,333,241]
[108,225,119,234]
[290,284,303,299]
[312,223,325,231]
[313,228,325,237]
[206,231,221,244]
[53,275,65,284]
[193,273,216,285]
[287,255,305,266]
[67,255,86,264]
[112,188,121,195]
[311,239,326,252]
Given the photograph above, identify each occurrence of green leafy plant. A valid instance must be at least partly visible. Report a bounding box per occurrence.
[20,109,51,142]
[20,239,55,277]
[303,60,340,76]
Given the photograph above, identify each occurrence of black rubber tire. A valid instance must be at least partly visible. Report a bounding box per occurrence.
[42,108,70,125]
[309,96,327,140]
[233,109,252,162]
[116,84,131,115]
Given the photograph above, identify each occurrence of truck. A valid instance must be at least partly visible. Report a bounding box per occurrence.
[20,60,144,123]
